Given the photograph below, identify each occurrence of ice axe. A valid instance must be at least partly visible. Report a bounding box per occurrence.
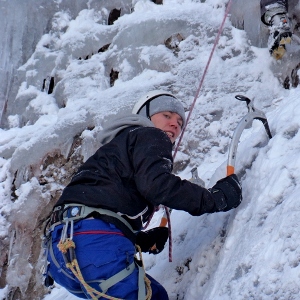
[227,95,272,176]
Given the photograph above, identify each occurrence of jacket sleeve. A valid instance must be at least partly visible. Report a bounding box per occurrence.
[130,127,217,216]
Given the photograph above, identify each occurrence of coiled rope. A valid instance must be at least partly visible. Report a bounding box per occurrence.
[57,239,152,300]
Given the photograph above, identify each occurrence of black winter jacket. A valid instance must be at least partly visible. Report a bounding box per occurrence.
[55,125,217,230]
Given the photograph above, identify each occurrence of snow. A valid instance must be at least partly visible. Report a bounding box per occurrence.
[1,0,300,299]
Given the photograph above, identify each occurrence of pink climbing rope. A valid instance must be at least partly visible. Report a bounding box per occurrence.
[166,0,233,262]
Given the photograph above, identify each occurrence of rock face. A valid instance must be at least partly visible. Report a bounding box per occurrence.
[0,1,133,298]
[4,135,85,300]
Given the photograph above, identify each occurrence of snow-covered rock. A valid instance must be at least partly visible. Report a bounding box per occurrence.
[0,0,300,299]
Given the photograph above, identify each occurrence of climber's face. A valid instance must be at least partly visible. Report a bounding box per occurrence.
[151,111,182,143]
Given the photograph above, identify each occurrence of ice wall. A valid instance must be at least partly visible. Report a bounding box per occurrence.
[0,0,88,126]
[230,0,269,48]
[0,0,297,299]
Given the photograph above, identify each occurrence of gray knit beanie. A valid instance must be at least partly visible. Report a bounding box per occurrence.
[138,95,186,126]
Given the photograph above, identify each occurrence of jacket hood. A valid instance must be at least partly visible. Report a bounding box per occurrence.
[97,113,154,145]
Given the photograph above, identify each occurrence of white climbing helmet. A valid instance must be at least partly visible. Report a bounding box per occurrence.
[132,90,186,126]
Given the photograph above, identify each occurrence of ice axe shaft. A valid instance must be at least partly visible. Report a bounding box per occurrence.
[227,95,272,176]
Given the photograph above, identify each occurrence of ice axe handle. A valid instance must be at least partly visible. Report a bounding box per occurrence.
[159,208,172,227]
[227,165,235,176]
[159,217,168,227]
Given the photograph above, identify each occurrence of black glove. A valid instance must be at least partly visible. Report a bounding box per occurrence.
[136,227,169,255]
[209,174,242,212]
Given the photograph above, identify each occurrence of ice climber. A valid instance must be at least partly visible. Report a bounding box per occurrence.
[44,90,242,300]
[260,0,293,59]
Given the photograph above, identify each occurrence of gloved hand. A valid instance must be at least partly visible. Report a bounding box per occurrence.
[136,227,169,255]
[209,174,242,212]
